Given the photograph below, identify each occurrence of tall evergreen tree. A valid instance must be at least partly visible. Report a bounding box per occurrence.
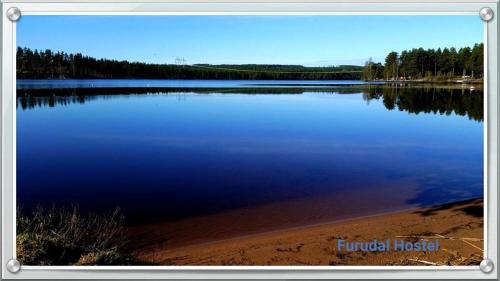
[384,51,399,80]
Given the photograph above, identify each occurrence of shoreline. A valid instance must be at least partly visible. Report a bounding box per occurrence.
[368,79,484,85]
[15,79,483,96]
[141,205,423,252]
[124,183,420,251]
[127,198,483,265]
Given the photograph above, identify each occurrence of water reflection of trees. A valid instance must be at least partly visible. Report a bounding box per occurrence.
[16,87,351,110]
[361,86,483,122]
[17,86,483,122]
[18,95,98,110]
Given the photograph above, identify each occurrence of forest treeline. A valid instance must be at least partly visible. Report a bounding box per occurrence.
[16,47,363,80]
[363,43,484,81]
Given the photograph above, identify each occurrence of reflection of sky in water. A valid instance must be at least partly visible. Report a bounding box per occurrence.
[17,89,483,224]
[16,79,374,89]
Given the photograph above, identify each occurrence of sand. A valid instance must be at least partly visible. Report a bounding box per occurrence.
[128,198,483,266]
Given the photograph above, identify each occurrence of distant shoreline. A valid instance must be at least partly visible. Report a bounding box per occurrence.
[367,79,484,85]
[17,78,483,82]
[15,79,484,97]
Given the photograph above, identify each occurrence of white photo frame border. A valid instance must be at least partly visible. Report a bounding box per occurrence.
[1,1,498,279]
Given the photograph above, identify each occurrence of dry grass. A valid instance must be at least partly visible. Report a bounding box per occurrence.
[17,205,145,265]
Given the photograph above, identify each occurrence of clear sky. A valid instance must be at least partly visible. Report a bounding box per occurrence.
[17,15,482,66]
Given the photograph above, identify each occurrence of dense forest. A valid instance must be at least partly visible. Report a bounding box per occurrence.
[363,43,484,81]
[16,45,484,81]
[16,47,363,80]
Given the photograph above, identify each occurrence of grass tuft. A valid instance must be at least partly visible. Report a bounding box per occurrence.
[17,205,143,265]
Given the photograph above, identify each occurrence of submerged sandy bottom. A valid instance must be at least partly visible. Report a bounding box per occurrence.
[127,198,483,266]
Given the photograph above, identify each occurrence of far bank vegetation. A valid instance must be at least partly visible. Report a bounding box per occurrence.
[362,43,483,82]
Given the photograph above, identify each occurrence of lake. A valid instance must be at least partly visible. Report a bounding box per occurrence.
[16,79,379,89]
[16,80,483,227]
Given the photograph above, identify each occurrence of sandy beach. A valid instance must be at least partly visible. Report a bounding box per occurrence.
[127,198,483,266]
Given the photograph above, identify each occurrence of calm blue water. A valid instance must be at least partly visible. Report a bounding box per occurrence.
[16,79,378,89]
[16,80,483,225]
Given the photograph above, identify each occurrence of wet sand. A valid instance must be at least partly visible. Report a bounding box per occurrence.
[125,181,418,250]
[127,198,483,266]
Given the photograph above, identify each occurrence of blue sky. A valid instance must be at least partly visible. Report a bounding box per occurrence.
[17,16,482,66]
